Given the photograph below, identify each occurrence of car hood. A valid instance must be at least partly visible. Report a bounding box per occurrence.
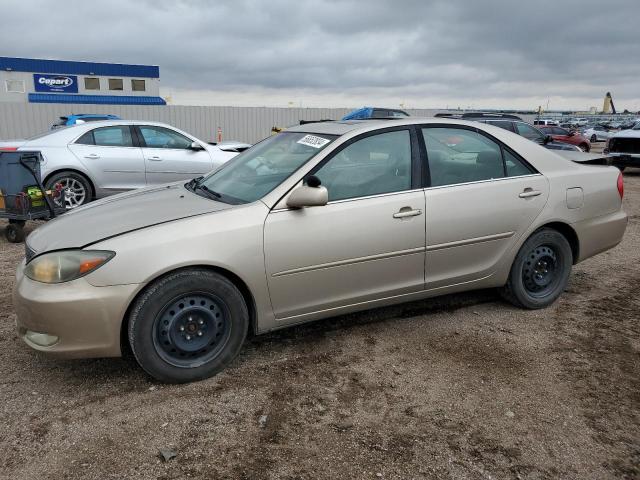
[26,183,235,254]
[613,129,640,139]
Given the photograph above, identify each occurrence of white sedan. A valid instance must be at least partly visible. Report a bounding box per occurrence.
[582,125,616,143]
[0,120,251,209]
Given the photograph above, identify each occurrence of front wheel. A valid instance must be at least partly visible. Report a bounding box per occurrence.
[128,269,249,383]
[579,143,590,152]
[499,228,572,309]
[590,134,597,143]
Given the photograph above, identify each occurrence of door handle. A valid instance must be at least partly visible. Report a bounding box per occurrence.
[393,207,422,219]
[84,154,100,159]
[148,156,162,161]
[519,189,542,198]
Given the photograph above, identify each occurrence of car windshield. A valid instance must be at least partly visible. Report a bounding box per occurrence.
[196,131,337,204]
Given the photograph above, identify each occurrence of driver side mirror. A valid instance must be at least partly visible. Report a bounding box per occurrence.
[190,141,205,150]
[543,134,553,145]
[287,176,328,208]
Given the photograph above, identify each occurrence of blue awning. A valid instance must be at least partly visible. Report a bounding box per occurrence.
[28,93,166,105]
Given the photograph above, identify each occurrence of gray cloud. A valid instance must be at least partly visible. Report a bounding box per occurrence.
[1,0,639,109]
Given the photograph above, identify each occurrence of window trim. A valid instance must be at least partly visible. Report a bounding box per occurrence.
[305,125,421,203]
[418,124,539,189]
[5,79,25,93]
[134,125,195,150]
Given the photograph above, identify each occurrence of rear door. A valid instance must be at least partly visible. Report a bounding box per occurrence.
[68,125,146,192]
[420,126,549,289]
[136,125,214,185]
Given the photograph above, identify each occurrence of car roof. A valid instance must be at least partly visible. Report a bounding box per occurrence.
[286,118,493,137]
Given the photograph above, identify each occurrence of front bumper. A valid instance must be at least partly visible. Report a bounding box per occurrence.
[13,260,140,358]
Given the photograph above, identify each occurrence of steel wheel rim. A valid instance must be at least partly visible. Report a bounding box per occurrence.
[522,244,560,298]
[152,293,232,368]
[53,178,86,209]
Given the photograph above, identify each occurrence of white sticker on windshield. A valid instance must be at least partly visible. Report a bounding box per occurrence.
[297,134,330,149]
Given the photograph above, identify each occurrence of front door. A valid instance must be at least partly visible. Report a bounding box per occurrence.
[420,126,549,289]
[264,128,426,322]
[136,125,214,185]
[68,125,146,192]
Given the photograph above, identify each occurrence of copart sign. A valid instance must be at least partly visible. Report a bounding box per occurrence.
[33,74,79,93]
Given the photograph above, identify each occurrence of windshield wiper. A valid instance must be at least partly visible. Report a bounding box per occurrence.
[196,183,222,199]
[185,176,204,191]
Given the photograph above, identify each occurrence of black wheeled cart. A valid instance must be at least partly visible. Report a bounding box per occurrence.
[0,151,64,243]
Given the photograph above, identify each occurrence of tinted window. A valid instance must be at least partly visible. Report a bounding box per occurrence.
[84,77,100,90]
[514,123,544,142]
[108,78,123,90]
[92,126,133,147]
[313,130,412,201]
[132,79,146,91]
[139,126,193,149]
[485,120,514,132]
[422,128,504,187]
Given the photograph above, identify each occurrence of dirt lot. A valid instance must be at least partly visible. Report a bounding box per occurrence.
[1,170,638,480]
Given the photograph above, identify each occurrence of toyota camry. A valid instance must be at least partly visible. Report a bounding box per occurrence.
[14,118,627,383]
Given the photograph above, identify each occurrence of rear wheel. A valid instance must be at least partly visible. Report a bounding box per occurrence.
[5,223,25,243]
[128,269,249,383]
[579,143,590,152]
[500,228,572,309]
[45,171,92,209]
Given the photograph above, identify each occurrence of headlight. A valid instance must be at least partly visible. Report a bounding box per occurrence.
[25,250,114,284]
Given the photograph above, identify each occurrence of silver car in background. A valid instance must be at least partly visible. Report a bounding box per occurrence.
[14,118,627,383]
[0,120,251,208]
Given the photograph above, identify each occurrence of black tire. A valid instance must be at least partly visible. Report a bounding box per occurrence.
[590,134,597,143]
[5,224,25,243]
[45,171,92,209]
[128,269,248,383]
[579,143,590,152]
[500,228,572,309]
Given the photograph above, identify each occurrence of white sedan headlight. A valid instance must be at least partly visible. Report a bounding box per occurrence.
[25,250,114,284]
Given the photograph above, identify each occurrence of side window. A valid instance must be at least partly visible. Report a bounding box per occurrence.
[422,128,504,187]
[313,130,412,201]
[139,126,193,149]
[91,126,134,147]
[75,130,95,145]
[504,149,534,177]
[515,123,544,142]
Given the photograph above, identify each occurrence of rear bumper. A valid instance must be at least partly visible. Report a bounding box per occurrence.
[13,260,140,358]
[572,209,628,263]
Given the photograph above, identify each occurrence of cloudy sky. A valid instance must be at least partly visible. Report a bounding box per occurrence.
[2,0,639,111]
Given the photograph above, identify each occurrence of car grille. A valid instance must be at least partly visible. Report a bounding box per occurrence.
[609,138,640,154]
[25,243,36,263]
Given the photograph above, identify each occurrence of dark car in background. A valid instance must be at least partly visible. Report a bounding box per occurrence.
[445,113,581,152]
[538,126,591,152]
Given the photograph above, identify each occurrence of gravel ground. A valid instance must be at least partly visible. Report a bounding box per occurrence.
[0,169,638,480]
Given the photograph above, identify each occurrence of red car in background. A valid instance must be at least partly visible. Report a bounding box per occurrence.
[538,126,591,152]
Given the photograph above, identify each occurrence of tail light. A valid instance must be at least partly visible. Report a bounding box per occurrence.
[0,146,18,151]
[617,171,624,200]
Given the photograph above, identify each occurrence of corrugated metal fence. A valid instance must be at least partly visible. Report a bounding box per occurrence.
[0,103,442,144]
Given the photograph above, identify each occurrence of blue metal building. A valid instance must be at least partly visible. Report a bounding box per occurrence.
[0,57,166,105]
